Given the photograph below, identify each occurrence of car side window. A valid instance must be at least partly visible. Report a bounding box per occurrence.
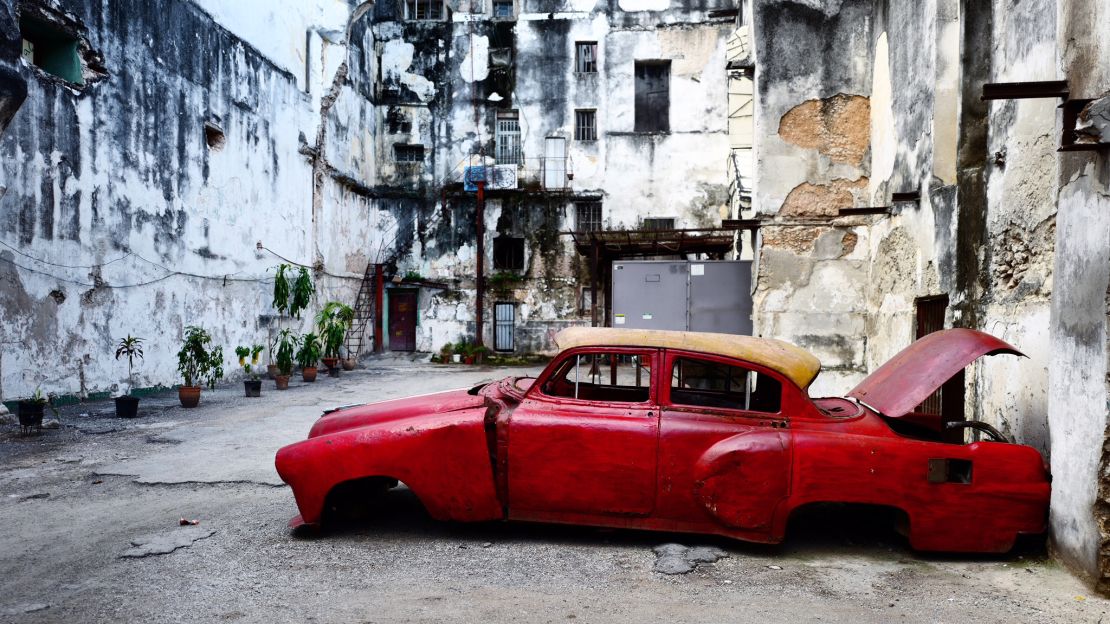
[669,357,782,413]
[541,352,652,403]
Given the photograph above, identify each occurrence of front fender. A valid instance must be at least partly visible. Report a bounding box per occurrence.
[276,409,502,525]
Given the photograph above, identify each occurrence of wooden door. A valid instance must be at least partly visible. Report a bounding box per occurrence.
[388,290,417,352]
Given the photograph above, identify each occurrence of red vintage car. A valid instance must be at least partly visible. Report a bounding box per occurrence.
[275,327,1049,553]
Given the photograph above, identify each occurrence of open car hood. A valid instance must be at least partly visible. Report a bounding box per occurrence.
[848,328,1023,419]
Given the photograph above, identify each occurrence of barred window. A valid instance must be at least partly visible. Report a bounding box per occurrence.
[575,109,597,141]
[394,144,425,163]
[575,202,602,232]
[575,42,597,73]
[496,111,522,165]
[492,0,514,18]
[404,0,442,20]
[494,303,515,351]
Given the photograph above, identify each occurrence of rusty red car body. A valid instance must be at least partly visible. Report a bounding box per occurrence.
[275,327,1049,553]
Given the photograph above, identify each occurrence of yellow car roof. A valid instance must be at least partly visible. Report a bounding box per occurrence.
[554,327,822,389]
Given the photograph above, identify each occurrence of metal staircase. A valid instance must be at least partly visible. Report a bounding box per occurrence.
[344,262,379,359]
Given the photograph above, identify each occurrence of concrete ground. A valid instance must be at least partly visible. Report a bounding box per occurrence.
[0,358,1106,623]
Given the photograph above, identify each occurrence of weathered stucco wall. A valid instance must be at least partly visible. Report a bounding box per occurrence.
[752,0,1110,589]
[0,0,374,400]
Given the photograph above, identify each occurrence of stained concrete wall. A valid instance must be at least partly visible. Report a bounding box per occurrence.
[1051,0,1110,589]
[0,0,25,133]
[0,0,377,400]
[751,0,1110,589]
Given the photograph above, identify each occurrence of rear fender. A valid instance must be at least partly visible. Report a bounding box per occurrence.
[692,430,792,531]
[276,409,503,525]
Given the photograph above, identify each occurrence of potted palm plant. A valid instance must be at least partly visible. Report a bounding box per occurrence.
[17,387,56,434]
[316,301,353,376]
[274,329,297,390]
[114,334,144,418]
[176,326,224,408]
[236,344,265,397]
[268,264,315,377]
[297,333,322,382]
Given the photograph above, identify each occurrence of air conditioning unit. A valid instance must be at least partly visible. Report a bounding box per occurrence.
[463,165,518,191]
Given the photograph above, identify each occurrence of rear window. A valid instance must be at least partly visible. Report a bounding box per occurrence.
[669,357,781,413]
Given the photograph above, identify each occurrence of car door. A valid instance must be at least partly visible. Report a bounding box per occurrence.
[508,348,659,519]
[656,350,793,533]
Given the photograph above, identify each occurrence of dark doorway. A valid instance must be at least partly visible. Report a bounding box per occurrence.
[388,290,418,352]
[913,295,965,442]
[634,61,670,133]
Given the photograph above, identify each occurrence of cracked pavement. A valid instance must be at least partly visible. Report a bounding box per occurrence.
[1,358,1108,623]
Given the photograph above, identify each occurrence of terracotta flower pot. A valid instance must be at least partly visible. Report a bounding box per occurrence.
[302,367,318,382]
[179,386,201,408]
[464,356,475,365]
[341,358,356,371]
[275,375,290,390]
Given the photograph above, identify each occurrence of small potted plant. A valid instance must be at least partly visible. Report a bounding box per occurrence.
[439,342,454,364]
[472,344,492,365]
[114,334,144,418]
[456,339,476,365]
[274,329,297,390]
[176,325,224,408]
[342,347,357,371]
[17,387,56,434]
[297,333,322,382]
[236,344,265,397]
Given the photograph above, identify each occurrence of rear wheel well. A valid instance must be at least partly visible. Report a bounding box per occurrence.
[785,502,911,540]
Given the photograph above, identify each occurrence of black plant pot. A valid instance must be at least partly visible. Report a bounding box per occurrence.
[244,379,262,398]
[115,396,140,418]
[17,401,44,433]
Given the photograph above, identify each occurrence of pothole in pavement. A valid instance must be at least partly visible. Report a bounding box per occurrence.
[652,543,730,574]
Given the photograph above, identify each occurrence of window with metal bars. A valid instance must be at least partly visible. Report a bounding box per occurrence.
[495,111,522,165]
[575,42,598,73]
[642,217,675,231]
[494,303,515,351]
[393,144,425,163]
[575,109,597,141]
[404,0,442,20]
[492,0,514,18]
[575,201,602,232]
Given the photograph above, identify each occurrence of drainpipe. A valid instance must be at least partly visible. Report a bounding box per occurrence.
[475,180,485,347]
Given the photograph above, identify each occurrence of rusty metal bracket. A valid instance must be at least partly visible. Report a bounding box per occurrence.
[981,80,1069,101]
